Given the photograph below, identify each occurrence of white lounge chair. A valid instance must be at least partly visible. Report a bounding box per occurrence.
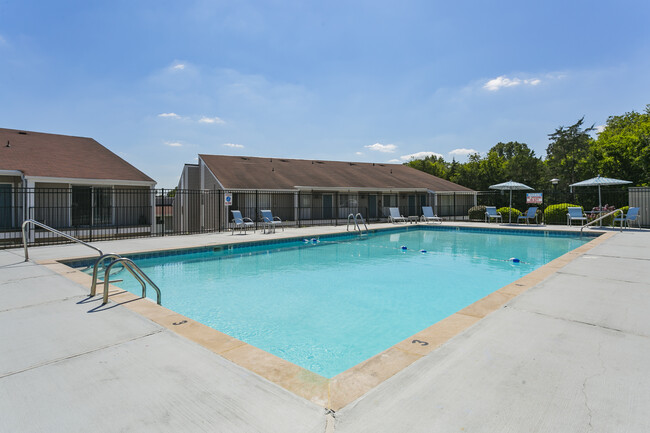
[231,210,255,235]
[613,207,640,229]
[485,206,502,223]
[420,206,442,224]
[517,207,538,225]
[567,207,587,226]
[388,207,407,224]
[261,209,283,234]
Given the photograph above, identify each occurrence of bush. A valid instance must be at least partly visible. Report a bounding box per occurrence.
[544,203,581,225]
[468,205,487,221]
[588,204,618,226]
[497,207,521,221]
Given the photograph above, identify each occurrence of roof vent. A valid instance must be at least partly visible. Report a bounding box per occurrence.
[240,157,249,160]
[6,140,10,148]
[280,159,288,162]
[17,131,27,135]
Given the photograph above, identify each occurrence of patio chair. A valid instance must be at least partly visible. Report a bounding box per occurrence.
[567,207,587,226]
[484,206,502,223]
[231,210,255,235]
[517,207,538,225]
[388,207,407,224]
[420,206,442,224]
[260,209,283,234]
[613,207,640,229]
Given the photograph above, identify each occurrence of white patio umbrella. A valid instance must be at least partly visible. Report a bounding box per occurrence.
[570,175,632,225]
[489,180,534,223]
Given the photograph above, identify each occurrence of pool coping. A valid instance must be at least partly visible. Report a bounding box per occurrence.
[40,226,615,411]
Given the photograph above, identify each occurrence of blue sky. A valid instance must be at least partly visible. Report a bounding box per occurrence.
[1,1,649,188]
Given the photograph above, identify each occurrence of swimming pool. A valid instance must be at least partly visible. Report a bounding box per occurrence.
[77,226,592,378]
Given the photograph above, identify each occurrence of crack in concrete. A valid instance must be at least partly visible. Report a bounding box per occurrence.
[324,409,336,433]
[0,330,163,379]
[556,269,650,286]
[507,306,650,340]
[0,294,95,314]
[581,341,606,432]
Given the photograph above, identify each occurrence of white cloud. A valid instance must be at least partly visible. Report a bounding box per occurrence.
[387,159,401,163]
[0,35,6,46]
[158,112,180,119]
[399,151,444,161]
[483,75,541,91]
[595,125,606,134]
[165,141,183,147]
[172,63,186,70]
[199,116,226,124]
[449,148,479,157]
[355,151,363,156]
[365,143,397,153]
[223,143,244,148]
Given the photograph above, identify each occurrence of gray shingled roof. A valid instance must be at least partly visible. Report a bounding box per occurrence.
[200,154,472,192]
[0,128,155,183]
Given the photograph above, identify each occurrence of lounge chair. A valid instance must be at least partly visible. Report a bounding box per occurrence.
[420,206,442,224]
[485,206,502,223]
[231,210,255,235]
[567,207,587,226]
[517,207,538,225]
[388,207,407,224]
[613,207,640,229]
[260,209,283,234]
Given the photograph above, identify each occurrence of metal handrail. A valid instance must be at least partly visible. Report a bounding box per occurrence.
[90,253,124,296]
[103,257,161,305]
[580,208,625,235]
[21,219,103,262]
[355,213,368,233]
[346,213,368,233]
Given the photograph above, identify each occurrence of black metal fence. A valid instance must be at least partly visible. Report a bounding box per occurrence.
[0,186,642,249]
[438,187,632,224]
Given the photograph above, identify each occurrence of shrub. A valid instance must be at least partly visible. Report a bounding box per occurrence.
[468,205,487,221]
[497,207,521,221]
[588,204,617,226]
[544,203,581,225]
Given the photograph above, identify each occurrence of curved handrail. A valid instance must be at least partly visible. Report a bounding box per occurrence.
[22,219,103,262]
[347,213,357,231]
[580,208,625,235]
[347,213,368,233]
[103,257,161,305]
[355,213,368,233]
[90,253,123,296]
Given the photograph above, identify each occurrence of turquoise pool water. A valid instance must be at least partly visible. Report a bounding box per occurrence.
[81,227,591,378]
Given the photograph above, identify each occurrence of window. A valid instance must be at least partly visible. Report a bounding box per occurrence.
[71,186,113,227]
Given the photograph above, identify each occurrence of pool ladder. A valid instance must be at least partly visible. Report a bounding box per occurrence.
[21,219,161,306]
[90,254,162,305]
[347,213,369,235]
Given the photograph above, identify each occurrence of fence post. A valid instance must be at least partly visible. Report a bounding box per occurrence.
[453,192,456,221]
[297,191,301,227]
[255,190,259,231]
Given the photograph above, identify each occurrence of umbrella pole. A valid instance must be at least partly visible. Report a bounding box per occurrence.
[598,185,602,227]
[509,190,512,224]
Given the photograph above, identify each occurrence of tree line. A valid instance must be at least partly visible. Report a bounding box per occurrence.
[406,105,650,191]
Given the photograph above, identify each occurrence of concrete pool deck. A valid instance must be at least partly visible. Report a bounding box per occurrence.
[1,222,649,432]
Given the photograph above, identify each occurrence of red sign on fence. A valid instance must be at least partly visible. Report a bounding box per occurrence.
[526,192,543,204]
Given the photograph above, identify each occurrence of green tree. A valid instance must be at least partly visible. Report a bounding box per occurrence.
[545,117,596,188]
[490,141,546,189]
[406,155,449,179]
[594,105,650,186]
